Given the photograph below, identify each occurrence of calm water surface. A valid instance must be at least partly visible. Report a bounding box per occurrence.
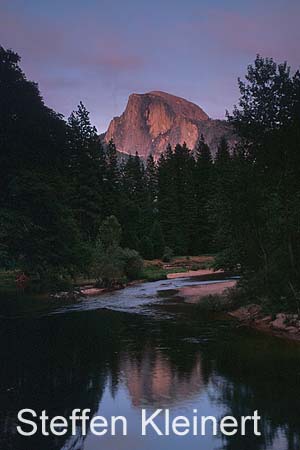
[1,277,300,450]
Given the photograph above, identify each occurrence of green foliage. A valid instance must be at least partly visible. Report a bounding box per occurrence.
[121,248,143,280]
[0,46,90,282]
[218,55,300,310]
[141,265,167,282]
[93,245,126,287]
[2,45,299,312]
[119,152,148,249]
[228,55,298,140]
[193,135,214,253]
[0,271,17,294]
[162,246,174,262]
[104,139,120,218]
[67,102,105,241]
[92,217,143,286]
[145,154,158,202]
[157,143,197,255]
[35,270,73,294]
[140,236,154,260]
[151,221,165,258]
[98,215,122,250]
[92,245,143,287]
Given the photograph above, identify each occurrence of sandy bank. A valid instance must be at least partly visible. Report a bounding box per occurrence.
[167,269,224,279]
[177,280,237,303]
[80,287,106,296]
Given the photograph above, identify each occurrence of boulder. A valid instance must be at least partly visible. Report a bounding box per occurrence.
[270,313,288,331]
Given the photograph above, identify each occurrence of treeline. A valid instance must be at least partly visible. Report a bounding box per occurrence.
[1,46,300,308]
[0,46,219,275]
[222,56,300,310]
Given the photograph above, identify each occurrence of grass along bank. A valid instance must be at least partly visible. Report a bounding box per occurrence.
[141,255,215,281]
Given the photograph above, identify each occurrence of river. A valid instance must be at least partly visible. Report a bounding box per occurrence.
[1,276,300,449]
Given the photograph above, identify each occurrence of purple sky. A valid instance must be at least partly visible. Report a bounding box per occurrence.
[1,0,299,131]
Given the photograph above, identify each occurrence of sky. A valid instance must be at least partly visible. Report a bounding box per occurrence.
[1,0,299,132]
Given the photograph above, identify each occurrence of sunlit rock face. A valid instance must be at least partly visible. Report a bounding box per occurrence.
[104,91,235,159]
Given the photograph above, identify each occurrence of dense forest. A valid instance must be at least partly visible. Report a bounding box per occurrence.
[1,46,300,309]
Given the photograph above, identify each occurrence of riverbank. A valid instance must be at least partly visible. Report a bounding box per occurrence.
[145,255,215,280]
[2,265,300,344]
[163,268,300,343]
[228,304,300,342]
[79,273,300,343]
[79,255,217,295]
[175,285,300,343]
[0,256,217,315]
[177,280,237,303]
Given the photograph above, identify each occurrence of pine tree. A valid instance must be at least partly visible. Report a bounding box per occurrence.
[0,46,86,278]
[193,135,213,253]
[215,137,231,167]
[157,146,178,250]
[145,154,158,202]
[140,236,154,260]
[150,221,165,258]
[142,154,159,246]
[221,56,300,306]
[210,137,234,258]
[105,139,120,218]
[68,102,104,240]
[157,143,196,255]
[122,151,154,251]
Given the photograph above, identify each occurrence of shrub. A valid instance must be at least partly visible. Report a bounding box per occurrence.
[93,245,143,286]
[122,248,143,280]
[162,246,173,262]
[36,269,73,293]
[141,265,167,282]
[140,236,154,260]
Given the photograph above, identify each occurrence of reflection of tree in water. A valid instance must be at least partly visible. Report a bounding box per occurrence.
[0,312,110,450]
[114,315,300,450]
[0,309,210,449]
[207,332,300,450]
[122,311,300,450]
[1,307,300,450]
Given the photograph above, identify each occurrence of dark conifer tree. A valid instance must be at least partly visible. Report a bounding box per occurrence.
[193,135,213,253]
[142,154,159,251]
[150,220,165,258]
[0,47,86,277]
[68,102,104,241]
[140,236,154,260]
[145,154,158,203]
[157,143,196,255]
[210,137,234,260]
[221,55,300,306]
[105,139,120,217]
[120,151,149,251]
[157,145,177,250]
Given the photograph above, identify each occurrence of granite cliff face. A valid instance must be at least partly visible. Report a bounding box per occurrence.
[104,91,235,158]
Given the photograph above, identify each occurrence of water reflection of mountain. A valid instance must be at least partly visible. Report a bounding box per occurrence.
[0,309,210,449]
[121,348,204,407]
[1,304,300,450]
